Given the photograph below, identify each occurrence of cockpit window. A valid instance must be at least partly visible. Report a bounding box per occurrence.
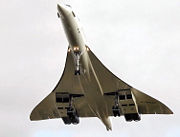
[72,11,76,17]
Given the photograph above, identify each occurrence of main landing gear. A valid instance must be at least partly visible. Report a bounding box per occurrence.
[62,107,79,125]
[62,96,79,125]
[56,93,80,125]
[112,94,121,117]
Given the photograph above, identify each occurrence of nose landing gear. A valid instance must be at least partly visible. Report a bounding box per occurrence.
[74,51,81,75]
[75,70,80,75]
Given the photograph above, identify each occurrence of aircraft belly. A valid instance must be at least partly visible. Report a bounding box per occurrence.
[79,76,112,130]
[78,75,105,116]
[62,17,86,51]
[77,60,112,130]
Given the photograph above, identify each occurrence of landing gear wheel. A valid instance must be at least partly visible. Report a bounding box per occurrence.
[67,107,80,124]
[62,117,71,124]
[75,70,80,75]
[112,106,120,117]
[71,115,80,124]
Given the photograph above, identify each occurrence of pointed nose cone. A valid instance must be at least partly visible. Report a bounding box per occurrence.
[57,4,68,17]
[57,4,63,14]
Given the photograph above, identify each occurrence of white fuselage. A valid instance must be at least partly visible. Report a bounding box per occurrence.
[57,4,112,130]
[57,4,86,52]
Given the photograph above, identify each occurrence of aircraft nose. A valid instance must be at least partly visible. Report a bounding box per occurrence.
[57,4,68,17]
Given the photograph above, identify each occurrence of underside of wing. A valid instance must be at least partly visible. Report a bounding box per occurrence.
[87,49,173,116]
[131,88,173,114]
[30,92,95,121]
[87,49,132,93]
[30,92,59,121]
[30,50,96,121]
[30,47,173,123]
[102,88,173,122]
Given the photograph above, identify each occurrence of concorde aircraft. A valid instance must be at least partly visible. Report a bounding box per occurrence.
[30,3,173,130]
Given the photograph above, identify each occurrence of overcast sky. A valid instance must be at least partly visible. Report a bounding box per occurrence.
[0,0,180,137]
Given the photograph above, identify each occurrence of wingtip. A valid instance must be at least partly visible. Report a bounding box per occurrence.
[169,109,174,114]
[29,109,36,121]
[166,105,173,114]
[29,113,33,121]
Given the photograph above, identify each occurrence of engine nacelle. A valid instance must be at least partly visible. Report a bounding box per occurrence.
[124,113,141,122]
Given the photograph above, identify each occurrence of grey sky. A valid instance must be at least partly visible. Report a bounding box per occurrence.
[0,0,179,137]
